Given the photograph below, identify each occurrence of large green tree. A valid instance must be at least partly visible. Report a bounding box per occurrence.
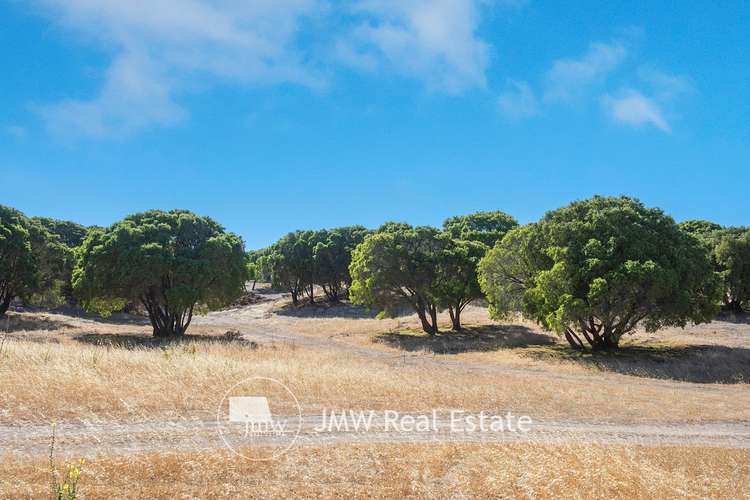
[0,206,37,316]
[30,217,88,305]
[480,196,719,350]
[435,239,486,331]
[267,231,317,305]
[443,211,518,247]
[349,225,449,334]
[681,221,750,313]
[31,217,89,248]
[714,228,750,312]
[313,226,371,301]
[73,210,247,337]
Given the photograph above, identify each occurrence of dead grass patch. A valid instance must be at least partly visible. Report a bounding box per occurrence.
[2,443,748,498]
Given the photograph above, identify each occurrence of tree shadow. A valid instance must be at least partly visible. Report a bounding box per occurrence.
[715,311,750,325]
[274,300,381,319]
[376,324,556,354]
[522,343,750,384]
[14,304,151,326]
[72,331,257,350]
[1,313,75,332]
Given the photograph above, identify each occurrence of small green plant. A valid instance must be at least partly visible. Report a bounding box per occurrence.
[49,422,86,500]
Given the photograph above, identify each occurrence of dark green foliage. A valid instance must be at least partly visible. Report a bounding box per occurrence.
[266,231,317,305]
[436,239,486,330]
[0,205,38,316]
[73,210,247,337]
[31,217,90,305]
[350,225,449,334]
[713,228,750,312]
[680,221,750,313]
[443,211,518,247]
[313,226,371,301]
[31,217,89,248]
[480,196,719,350]
[265,227,371,305]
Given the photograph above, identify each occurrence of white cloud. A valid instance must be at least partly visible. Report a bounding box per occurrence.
[602,89,670,132]
[341,0,492,93]
[637,66,693,100]
[544,40,627,101]
[34,0,500,136]
[497,80,538,118]
[33,0,323,137]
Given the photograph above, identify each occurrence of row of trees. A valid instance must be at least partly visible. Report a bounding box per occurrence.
[0,206,86,316]
[249,226,371,305]
[252,212,518,331]
[345,197,747,349]
[1,199,747,347]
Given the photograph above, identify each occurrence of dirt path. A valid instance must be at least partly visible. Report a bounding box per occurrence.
[3,416,749,459]
[195,295,746,394]
[4,294,747,459]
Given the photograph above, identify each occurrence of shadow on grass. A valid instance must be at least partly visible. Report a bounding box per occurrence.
[376,324,556,354]
[715,311,750,325]
[1,313,75,332]
[72,331,256,350]
[522,342,750,384]
[274,300,381,319]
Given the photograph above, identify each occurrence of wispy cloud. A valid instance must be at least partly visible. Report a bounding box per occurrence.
[33,0,324,137]
[340,0,493,93]
[544,40,627,101]
[602,89,670,132]
[497,80,539,118]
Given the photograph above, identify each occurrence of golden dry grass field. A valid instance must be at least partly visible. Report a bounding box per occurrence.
[1,288,748,498]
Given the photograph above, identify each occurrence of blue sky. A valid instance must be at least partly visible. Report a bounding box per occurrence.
[1,1,748,249]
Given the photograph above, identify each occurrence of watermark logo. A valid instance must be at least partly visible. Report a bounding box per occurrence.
[216,377,302,462]
[216,376,534,461]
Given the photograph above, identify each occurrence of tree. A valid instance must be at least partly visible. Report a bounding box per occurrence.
[349,225,448,334]
[267,231,317,305]
[435,239,486,331]
[31,217,88,305]
[27,220,74,307]
[0,205,37,316]
[313,226,371,301]
[479,196,719,350]
[713,228,750,312]
[443,211,518,248]
[681,221,750,313]
[72,210,247,337]
[679,220,722,240]
[31,217,89,248]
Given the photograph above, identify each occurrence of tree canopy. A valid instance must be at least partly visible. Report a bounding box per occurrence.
[264,227,372,305]
[443,211,518,247]
[0,205,37,316]
[31,217,89,248]
[480,196,719,350]
[72,210,247,337]
[350,225,448,334]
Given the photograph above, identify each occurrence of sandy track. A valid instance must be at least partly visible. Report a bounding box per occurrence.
[3,416,749,459]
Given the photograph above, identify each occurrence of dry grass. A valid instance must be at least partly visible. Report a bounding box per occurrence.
[0,324,748,425]
[2,442,748,498]
[1,303,749,497]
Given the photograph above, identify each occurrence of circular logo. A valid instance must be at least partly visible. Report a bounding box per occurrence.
[215,376,302,461]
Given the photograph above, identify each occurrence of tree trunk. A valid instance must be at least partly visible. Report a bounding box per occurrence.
[564,328,585,350]
[141,295,192,338]
[429,304,439,335]
[448,306,462,331]
[0,294,11,317]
